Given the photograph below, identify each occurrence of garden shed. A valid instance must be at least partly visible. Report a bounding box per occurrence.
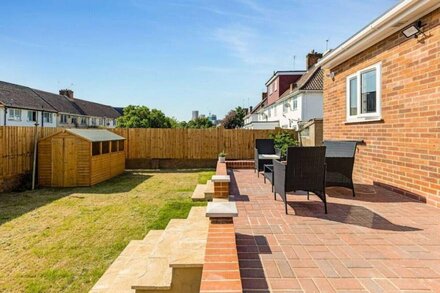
[38,129,126,187]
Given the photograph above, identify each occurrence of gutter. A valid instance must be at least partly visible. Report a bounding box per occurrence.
[318,0,440,69]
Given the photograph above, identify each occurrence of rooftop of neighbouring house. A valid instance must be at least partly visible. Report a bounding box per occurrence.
[229,168,440,292]
[0,80,121,118]
[265,70,306,86]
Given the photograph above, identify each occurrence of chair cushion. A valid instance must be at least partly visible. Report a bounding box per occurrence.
[259,154,280,160]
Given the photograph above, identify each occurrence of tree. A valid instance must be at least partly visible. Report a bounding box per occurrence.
[116,105,175,128]
[186,117,213,129]
[221,106,246,129]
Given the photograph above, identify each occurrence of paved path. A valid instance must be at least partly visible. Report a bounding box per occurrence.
[231,169,440,292]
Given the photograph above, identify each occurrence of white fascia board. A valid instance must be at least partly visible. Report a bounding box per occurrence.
[319,0,440,69]
[265,71,306,86]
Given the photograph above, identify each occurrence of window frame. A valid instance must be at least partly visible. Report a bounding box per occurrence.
[43,112,53,123]
[283,102,288,114]
[8,109,22,121]
[346,62,382,123]
[60,114,68,124]
[292,98,298,111]
[27,110,37,122]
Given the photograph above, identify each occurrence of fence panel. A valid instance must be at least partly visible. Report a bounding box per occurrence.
[1,126,295,191]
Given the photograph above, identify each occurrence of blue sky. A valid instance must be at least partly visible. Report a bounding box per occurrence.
[0,0,397,121]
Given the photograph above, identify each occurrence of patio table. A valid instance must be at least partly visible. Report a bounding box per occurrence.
[263,164,274,191]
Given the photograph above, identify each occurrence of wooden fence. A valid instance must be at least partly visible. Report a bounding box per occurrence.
[0,127,62,189]
[1,126,292,191]
[112,128,282,160]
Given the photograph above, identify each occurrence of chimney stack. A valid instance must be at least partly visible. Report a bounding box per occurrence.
[262,92,267,100]
[249,106,253,113]
[59,89,74,100]
[306,50,323,70]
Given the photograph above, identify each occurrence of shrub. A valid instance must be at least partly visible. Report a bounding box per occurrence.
[269,130,298,159]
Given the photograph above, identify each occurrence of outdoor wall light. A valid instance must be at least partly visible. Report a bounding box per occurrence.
[326,71,335,80]
[402,20,425,38]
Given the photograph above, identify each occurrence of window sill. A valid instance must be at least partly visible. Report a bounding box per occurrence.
[345,117,383,124]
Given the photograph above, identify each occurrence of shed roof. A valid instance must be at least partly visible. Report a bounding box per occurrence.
[67,129,125,142]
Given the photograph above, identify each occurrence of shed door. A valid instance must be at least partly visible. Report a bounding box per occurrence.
[51,137,77,187]
[51,138,64,187]
[63,137,77,187]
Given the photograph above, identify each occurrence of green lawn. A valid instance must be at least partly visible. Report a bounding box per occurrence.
[0,169,214,293]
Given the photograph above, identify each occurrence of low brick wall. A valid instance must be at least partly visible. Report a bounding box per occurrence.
[213,161,229,198]
[226,160,254,170]
[200,221,242,293]
[126,159,217,169]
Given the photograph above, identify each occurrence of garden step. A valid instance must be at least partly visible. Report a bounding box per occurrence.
[187,206,206,221]
[142,230,163,242]
[132,207,209,292]
[191,184,208,201]
[91,207,208,293]
[205,180,214,195]
[90,230,164,293]
[132,257,172,290]
[191,180,214,202]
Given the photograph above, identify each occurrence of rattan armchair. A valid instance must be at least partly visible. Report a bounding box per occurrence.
[323,141,357,197]
[273,146,327,214]
[254,139,280,177]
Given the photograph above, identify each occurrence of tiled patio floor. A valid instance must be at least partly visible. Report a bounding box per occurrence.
[231,169,440,293]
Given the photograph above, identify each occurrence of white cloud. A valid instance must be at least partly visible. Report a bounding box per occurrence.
[213,24,274,65]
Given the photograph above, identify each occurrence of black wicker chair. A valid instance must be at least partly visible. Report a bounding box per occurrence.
[254,139,280,177]
[273,146,327,214]
[323,141,357,197]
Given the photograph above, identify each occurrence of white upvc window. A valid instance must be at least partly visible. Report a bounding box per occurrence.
[274,106,277,116]
[283,102,289,114]
[27,110,37,122]
[292,97,298,110]
[346,62,382,122]
[43,112,53,123]
[8,109,21,120]
[60,114,68,124]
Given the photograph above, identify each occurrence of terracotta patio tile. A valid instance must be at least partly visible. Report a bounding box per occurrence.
[328,278,364,290]
[269,278,301,290]
[230,169,440,293]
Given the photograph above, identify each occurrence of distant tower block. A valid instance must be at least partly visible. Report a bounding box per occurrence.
[192,110,199,120]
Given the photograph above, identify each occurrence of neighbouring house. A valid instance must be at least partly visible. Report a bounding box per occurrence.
[319,0,440,207]
[244,51,324,130]
[0,81,57,127]
[0,81,120,128]
[243,92,280,129]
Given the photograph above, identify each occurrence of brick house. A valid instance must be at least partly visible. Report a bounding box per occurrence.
[319,0,440,206]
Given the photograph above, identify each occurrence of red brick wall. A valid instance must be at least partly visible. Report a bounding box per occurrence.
[214,161,229,198]
[200,222,242,293]
[323,8,440,207]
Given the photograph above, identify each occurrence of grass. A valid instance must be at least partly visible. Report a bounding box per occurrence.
[0,169,214,293]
